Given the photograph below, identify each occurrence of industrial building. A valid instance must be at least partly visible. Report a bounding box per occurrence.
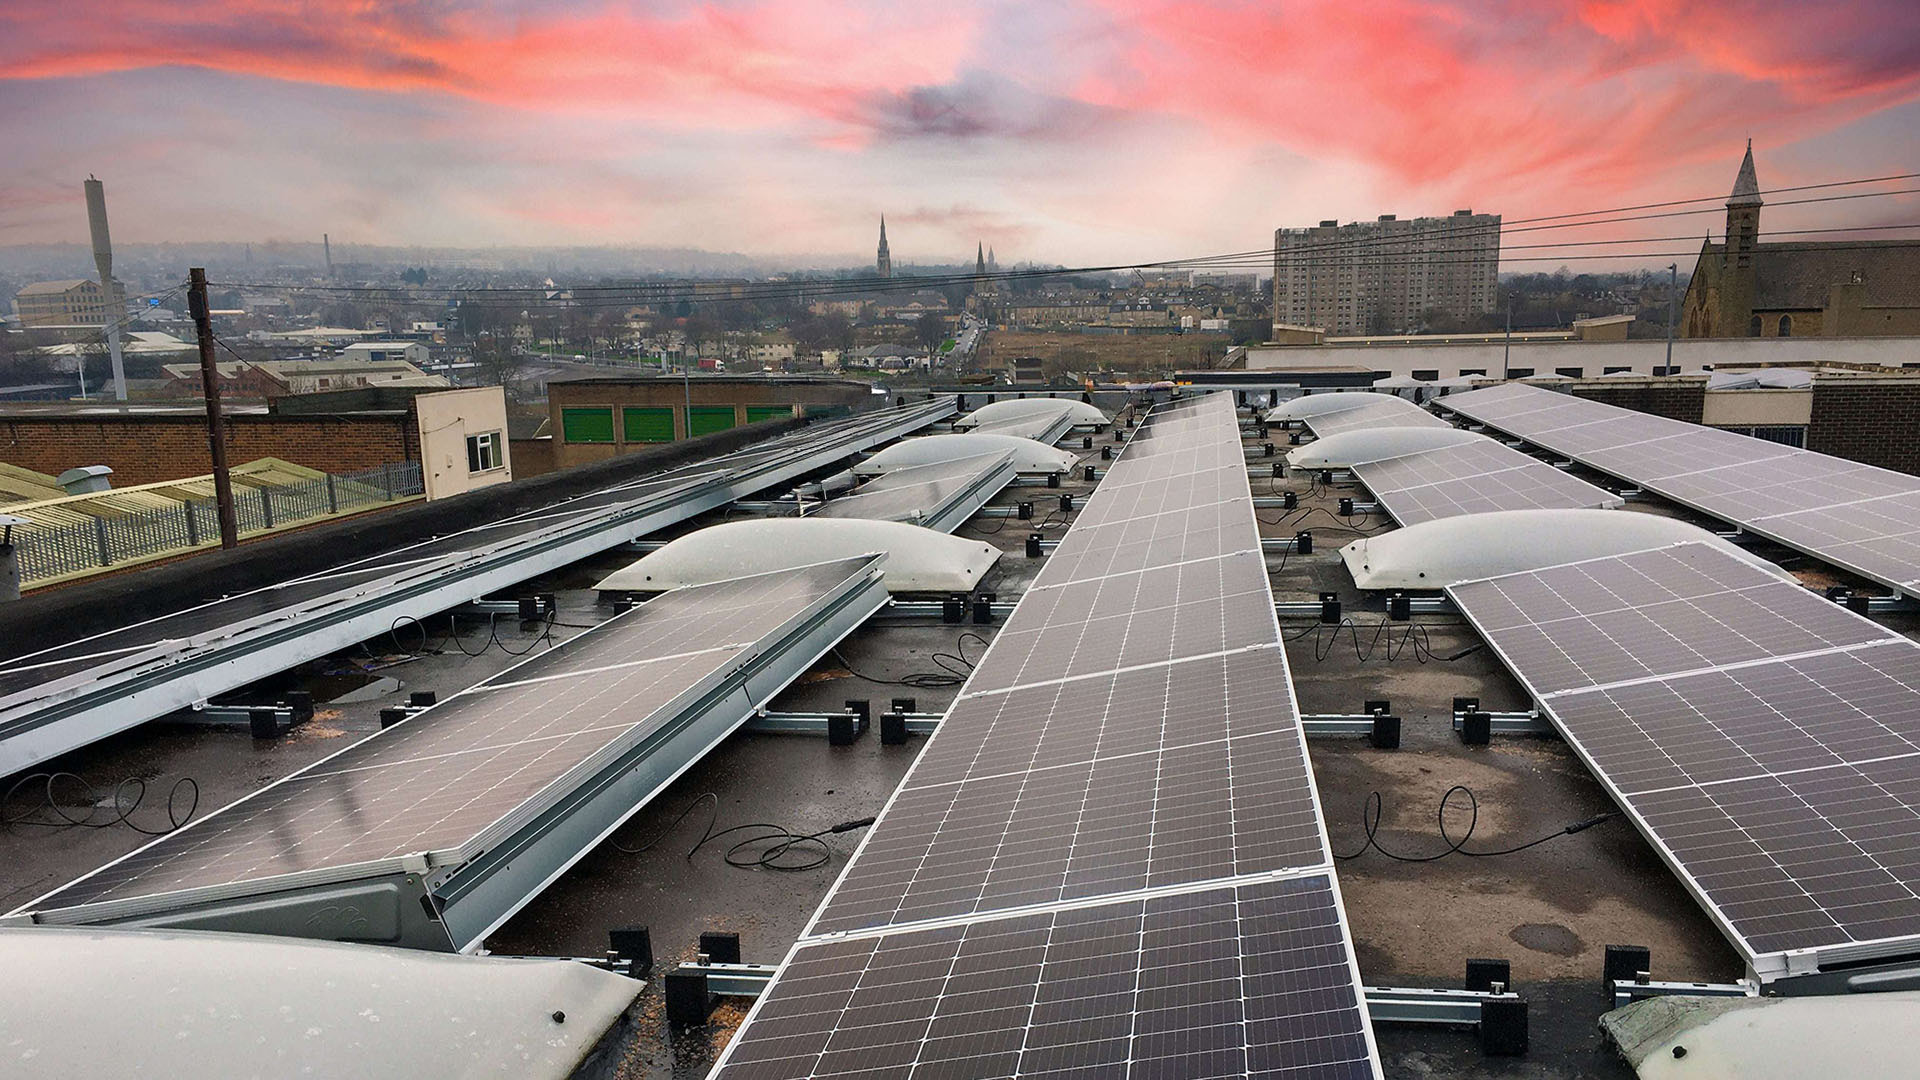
[540,374,875,472]
[9,278,122,328]
[6,382,1920,1077]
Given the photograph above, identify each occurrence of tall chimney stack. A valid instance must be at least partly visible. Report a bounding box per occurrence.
[83,176,127,401]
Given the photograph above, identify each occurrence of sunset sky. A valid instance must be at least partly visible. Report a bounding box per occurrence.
[2,0,1917,267]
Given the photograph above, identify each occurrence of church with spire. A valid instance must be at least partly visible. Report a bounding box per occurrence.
[1681,142,1920,338]
[875,217,892,278]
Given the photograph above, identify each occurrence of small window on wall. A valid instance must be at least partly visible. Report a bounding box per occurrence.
[1411,369,1439,381]
[1778,315,1793,337]
[1749,315,1763,337]
[1603,366,1632,374]
[1506,367,1535,378]
[1557,367,1584,378]
[466,430,504,472]
[561,407,615,443]
[1457,368,1486,377]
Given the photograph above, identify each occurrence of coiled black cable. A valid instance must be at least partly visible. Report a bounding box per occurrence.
[1335,785,1616,863]
[2,772,200,835]
[831,631,991,689]
[609,791,876,871]
[1282,618,1484,663]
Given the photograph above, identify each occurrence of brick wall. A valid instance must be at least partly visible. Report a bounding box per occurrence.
[1571,382,1706,423]
[1808,382,1920,476]
[0,411,419,484]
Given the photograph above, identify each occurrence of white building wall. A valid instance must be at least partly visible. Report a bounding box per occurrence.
[1243,337,1920,380]
[416,386,513,500]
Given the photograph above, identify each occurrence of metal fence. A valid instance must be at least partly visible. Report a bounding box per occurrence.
[15,461,424,585]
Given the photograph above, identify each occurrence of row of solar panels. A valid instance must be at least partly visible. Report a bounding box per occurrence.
[711,394,1384,1079]
[1283,392,1623,526]
[1439,382,1920,593]
[0,400,959,777]
[1290,386,1920,986]
[8,404,1052,945]
[1451,542,1920,985]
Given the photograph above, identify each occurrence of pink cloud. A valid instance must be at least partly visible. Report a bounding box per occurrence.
[0,1,982,133]
[1073,0,1920,202]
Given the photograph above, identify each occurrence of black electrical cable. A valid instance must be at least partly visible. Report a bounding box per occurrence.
[384,608,559,661]
[831,631,990,689]
[1335,785,1616,863]
[607,791,875,871]
[2,772,201,835]
[1282,618,1483,663]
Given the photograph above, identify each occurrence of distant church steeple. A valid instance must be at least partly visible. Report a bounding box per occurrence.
[975,242,986,276]
[1725,139,1762,275]
[876,216,892,278]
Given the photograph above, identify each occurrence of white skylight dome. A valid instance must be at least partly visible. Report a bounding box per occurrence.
[596,518,1000,593]
[856,433,1076,475]
[953,397,1107,429]
[1339,509,1774,590]
[1286,426,1485,469]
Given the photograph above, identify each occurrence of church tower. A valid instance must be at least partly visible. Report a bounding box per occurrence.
[876,217,892,278]
[975,242,986,277]
[1720,141,1763,335]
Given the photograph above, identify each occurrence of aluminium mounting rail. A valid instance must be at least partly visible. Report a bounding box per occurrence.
[0,400,953,777]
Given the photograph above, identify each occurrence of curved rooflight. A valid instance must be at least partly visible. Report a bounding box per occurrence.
[1286,427,1485,469]
[953,397,1107,429]
[596,518,1000,593]
[0,926,641,1080]
[1339,509,1776,590]
[1271,391,1400,421]
[854,433,1076,476]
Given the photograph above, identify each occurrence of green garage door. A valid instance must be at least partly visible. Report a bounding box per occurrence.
[561,407,615,443]
[745,406,792,424]
[623,406,676,443]
[688,406,737,436]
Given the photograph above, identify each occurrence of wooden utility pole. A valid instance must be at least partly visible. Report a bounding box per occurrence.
[187,268,239,549]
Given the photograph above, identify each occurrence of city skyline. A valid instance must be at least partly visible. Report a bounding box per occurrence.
[2,0,1917,267]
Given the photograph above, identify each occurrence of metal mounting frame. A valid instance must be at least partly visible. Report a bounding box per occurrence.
[12,562,892,953]
[0,402,950,777]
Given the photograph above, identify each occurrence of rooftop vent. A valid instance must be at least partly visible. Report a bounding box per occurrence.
[55,465,113,496]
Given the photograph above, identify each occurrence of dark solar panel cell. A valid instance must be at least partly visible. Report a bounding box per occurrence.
[716,875,1375,1080]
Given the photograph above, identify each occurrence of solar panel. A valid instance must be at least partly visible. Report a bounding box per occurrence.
[1451,544,1893,695]
[809,451,1017,531]
[1349,440,1622,525]
[1300,397,1451,438]
[0,400,955,776]
[961,410,1077,443]
[23,558,886,920]
[715,875,1376,1080]
[714,393,1381,1077]
[1448,540,1920,980]
[1440,383,1920,591]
